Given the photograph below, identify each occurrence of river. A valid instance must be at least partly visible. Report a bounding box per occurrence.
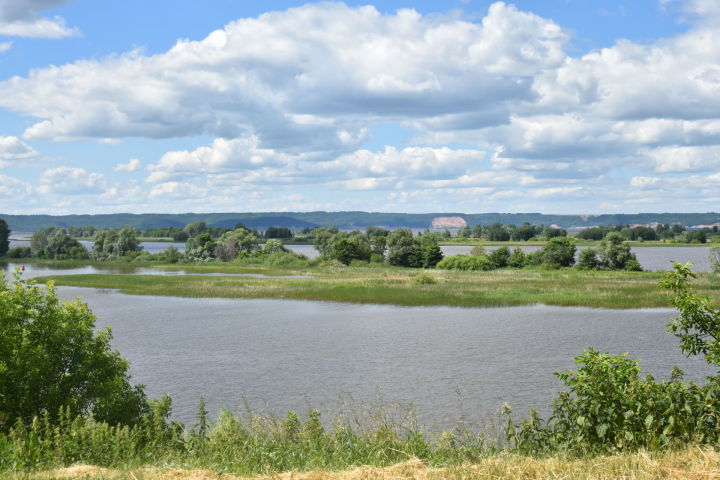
[41,288,716,429]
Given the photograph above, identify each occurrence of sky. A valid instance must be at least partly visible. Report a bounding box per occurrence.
[0,0,718,215]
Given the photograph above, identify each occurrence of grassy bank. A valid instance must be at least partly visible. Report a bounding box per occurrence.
[12,447,720,479]
[34,266,720,309]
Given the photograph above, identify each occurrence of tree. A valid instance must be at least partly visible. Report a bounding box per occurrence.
[0,219,8,256]
[92,228,142,260]
[417,234,443,268]
[540,237,576,267]
[660,262,720,365]
[366,226,389,255]
[485,222,510,241]
[510,223,539,241]
[598,232,641,270]
[488,246,511,268]
[30,230,49,257]
[264,227,293,239]
[213,227,260,261]
[184,221,207,238]
[44,230,89,259]
[330,235,371,265]
[386,229,417,266]
[576,248,599,270]
[0,272,149,429]
[186,231,216,261]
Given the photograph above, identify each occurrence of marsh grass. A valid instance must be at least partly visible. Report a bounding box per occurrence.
[34,267,720,309]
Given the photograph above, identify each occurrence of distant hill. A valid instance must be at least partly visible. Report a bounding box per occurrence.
[2,211,719,232]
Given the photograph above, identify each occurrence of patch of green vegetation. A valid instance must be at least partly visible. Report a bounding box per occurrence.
[34,266,720,309]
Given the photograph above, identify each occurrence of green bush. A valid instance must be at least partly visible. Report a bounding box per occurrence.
[411,272,437,285]
[507,263,720,454]
[507,349,720,454]
[436,254,495,271]
[6,247,31,258]
[0,271,149,430]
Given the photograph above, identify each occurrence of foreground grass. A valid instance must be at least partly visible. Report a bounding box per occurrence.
[35,266,720,309]
[15,447,720,479]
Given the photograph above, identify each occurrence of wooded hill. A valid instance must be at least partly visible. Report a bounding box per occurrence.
[2,212,720,232]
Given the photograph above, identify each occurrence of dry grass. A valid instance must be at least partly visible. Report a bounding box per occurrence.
[17,447,720,480]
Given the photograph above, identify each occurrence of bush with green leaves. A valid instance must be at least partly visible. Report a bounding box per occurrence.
[92,228,142,260]
[598,232,641,271]
[0,271,149,430]
[436,254,494,271]
[540,237,576,268]
[507,263,720,454]
[6,247,31,258]
[506,349,720,454]
[576,248,600,270]
[508,248,526,268]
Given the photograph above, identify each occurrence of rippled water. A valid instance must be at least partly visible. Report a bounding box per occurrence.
[49,288,714,429]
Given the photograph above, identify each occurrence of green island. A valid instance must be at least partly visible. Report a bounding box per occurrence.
[26,264,720,310]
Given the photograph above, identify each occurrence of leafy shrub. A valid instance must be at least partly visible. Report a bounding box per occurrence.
[507,349,720,454]
[540,237,576,268]
[0,272,149,430]
[576,248,599,270]
[507,263,720,454]
[411,272,437,285]
[6,247,31,258]
[436,254,495,271]
[488,247,511,268]
[508,248,526,268]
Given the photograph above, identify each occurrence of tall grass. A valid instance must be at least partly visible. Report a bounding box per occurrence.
[0,403,492,477]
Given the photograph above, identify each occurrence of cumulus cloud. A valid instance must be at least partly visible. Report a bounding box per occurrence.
[0,41,11,52]
[147,136,294,182]
[0,136,38,159]
[2,1,720,213]
[0,2,567,153]
[113,158,142,172]
[37,166,107,194]
[0,0,79,38]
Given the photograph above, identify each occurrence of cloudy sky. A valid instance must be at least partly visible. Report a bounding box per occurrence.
[0,0,718,214]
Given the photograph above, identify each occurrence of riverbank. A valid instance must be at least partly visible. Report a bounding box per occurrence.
[14,446,720,479]
[31,264,720,309]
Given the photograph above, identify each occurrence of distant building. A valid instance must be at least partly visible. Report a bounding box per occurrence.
[431,216,467,229]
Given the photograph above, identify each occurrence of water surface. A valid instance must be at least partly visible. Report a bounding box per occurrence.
[53,288,715,429]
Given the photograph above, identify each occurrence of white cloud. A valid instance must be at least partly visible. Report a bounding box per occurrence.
[0,2,567,153]
[640,145,720,173]
[146,136,293,182]
[149,181,205,199]
[0,136,38,159]
[0,41,11,52]
[0,174,31,198]
[113,158,142,172]
[37,166,107,194]
[0,0,79,38]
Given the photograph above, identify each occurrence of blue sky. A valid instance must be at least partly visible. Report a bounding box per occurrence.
[0,0,718,214]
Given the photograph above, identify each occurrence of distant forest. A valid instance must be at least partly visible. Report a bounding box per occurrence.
[2,212,720,232]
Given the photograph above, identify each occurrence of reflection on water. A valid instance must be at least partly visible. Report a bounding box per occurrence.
[0,263,308,279]
[52,287,714,429]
